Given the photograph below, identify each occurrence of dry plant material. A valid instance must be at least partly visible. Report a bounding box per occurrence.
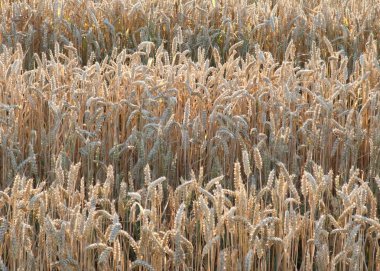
[0,0,380,270]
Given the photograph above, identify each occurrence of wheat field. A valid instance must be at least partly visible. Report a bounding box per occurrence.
[0,0,380,270]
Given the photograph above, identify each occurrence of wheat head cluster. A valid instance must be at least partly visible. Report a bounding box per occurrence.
[0,0,380,270]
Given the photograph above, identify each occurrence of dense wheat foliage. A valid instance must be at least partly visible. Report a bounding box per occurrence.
[0,0,380,270]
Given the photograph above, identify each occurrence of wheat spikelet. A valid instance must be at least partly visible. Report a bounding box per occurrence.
[242,149,251,177]
[253,147,262,171]
[131,260,155,271]
[98,247,113,265]
[267,169,275,189]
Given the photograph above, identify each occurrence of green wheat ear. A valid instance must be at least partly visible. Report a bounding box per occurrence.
[212,0,216,7]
